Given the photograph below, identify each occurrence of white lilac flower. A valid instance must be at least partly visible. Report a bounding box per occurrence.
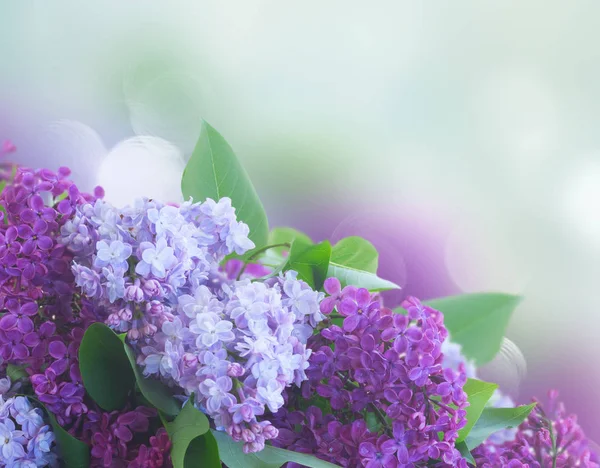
[189,313,235,348]
[197,350,229,378]
[94,239,132,270]
[256,380,285,413]
[0,390,56,467]
[147,205,183,236]
[102,267,126,303]
[9,398,44,439]
[199,376,235,413]
[178,285,223,319]
[136,238,177,278]
[224,222,255,256]
[62,195,323,454]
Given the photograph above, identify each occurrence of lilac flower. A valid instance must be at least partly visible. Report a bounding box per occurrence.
[229,398,265,424]
[102,267,126,303]
[61,193,320,455]
[256,381,285,413]
[178,285,224,319]
[0,388,58,467]
[224,221,255,255]
[199,376,236,413]
[271,293,468,467]
[72,263,102,298]
[135,238,177,278]
[0,419,26,462]
[94,239,132,270]
[147,205,183,236]
[474,391,599,467]
[9,397,45,438]
[190,313,235,348]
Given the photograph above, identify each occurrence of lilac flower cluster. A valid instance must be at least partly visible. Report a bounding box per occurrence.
[272,279,469,467]
[64,196,325,453]
[0,166,102,429]
[61,197,253,324]
[79,405,170,468]
[0,377,58,467]
[474,391,599,467]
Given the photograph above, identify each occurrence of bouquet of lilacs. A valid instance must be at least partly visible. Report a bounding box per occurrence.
[0,127,596,468]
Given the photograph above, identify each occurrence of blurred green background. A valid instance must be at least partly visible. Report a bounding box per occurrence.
[2,1,600,439]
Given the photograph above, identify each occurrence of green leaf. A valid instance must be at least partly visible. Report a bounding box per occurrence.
[123,343,181,417]
[165,398,211,468]
[261,227,311,269]
[327,263,400,292]
[267,227,312,255]
[425,293,521,366]
[284,239,331,290]
[456,441,476,466]
[79,323,135,411]
[6,363,28,381]
[330,237,378,273]
[365,411,382,433]
[34,399,90,468]
[184,431,221,468]
[465,403,536,449]
[458,379,498,442]
[181,120,269,250]
[212,430,340,468]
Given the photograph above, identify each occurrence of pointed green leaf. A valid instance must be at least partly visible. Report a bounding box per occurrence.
[181,120,269,249]
[458,379,498,442]
[330,237,378,273]
[79,323,135,411]
[212,430,340,468]
[184,431,220,468]
[165,399,211,468]
[456,441,476,466]
[284,239,331,290]
[465,403,536,449]
[326,236,397,292]
[425,293,521,366]
[327,263,400,292]
[123,343,181,417]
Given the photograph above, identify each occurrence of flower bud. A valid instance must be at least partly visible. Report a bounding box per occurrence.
[118,308,132,321]
[142,279,162,298]
[125,283,144,303]
[227,362,245,377]
[146,300,165,317]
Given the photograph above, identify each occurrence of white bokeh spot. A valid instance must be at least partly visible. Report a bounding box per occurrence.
[97,136,186,208]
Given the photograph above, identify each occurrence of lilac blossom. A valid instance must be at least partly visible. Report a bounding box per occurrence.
[271,287,469,467]
[64,194,323,454]
[0,382,58,467]
[473,391,599,467]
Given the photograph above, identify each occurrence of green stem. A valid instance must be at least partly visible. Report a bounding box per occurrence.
[236,242,291,280]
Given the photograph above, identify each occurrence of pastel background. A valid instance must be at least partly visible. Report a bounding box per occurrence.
[2,1,599,440]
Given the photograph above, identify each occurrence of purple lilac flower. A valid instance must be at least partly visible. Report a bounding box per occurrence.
[0,167,101,428]
[473,391,599,467]
[128,428,172,468]
[78,405,171,467]
[271,286,469,467]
